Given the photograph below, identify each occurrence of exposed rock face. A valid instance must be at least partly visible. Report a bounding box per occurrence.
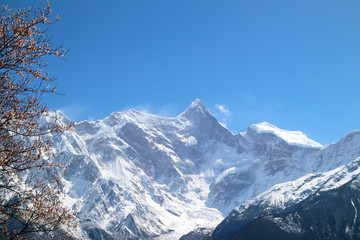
[41,100,360,239]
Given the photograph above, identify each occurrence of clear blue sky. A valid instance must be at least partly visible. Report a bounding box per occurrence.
[7,0,360,145]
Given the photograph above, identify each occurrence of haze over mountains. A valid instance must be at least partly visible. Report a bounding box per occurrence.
[43,99,360,239]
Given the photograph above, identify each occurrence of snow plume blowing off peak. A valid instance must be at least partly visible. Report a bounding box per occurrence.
[33,99,360,240]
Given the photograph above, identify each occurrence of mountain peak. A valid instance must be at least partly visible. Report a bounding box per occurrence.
[179,99,212,120]
[186,99,210,112]
[189,98,206,108]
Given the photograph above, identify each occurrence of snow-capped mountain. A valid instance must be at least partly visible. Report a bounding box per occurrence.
[211,157,360,239]
[44,99,360,239]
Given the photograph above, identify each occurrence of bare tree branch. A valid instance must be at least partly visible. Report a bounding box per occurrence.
[0,2,75,239]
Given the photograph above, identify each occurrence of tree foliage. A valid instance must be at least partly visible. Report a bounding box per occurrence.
[0,1,75,239]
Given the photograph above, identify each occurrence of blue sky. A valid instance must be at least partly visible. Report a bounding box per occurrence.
[7,0,360,145]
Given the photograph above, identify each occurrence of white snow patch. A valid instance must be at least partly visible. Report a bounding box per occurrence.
[249,122,323,148]
[186,136,198,146]
[185,159,195,166]
[272,213,303,234]
[215,167,236,184]
[351,199,357,225]
[214,158,226,168]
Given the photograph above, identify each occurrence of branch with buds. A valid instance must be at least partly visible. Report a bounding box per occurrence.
[0,2,75,239]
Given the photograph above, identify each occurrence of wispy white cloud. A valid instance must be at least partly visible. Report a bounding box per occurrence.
[215,104,231,117]
[59,103,89,122]
[156,103,179,117]
[133,103,152,114]
[119,102,179,117]
[214,104,232,128]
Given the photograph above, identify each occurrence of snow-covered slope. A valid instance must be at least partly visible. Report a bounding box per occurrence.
[44,99,360,239]
[211,157,360,239]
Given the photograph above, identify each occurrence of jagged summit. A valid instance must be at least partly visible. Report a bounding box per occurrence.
[103,99,212,124]
[188,98,207,109]
[179,99,212,120]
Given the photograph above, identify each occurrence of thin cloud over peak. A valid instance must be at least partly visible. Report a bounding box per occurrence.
[214,103,232,129]
[215,104,231,117]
